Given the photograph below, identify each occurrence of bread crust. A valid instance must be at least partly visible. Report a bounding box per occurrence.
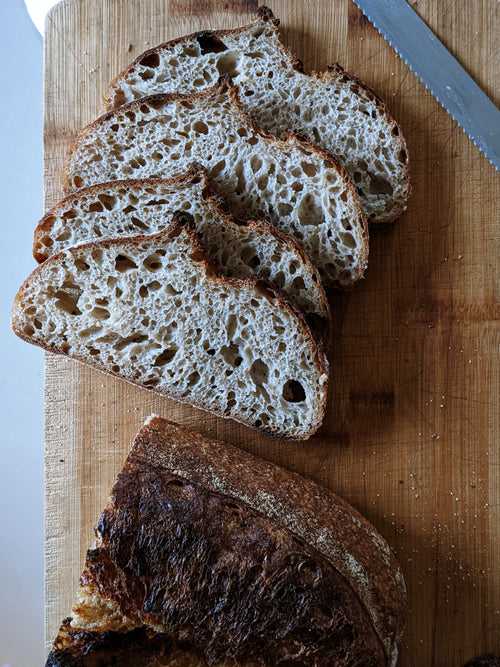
[104,6,409,224]
[64,78,369,287]
[14,218,329,440]
[47,417,406,665]
[135,418,407,663]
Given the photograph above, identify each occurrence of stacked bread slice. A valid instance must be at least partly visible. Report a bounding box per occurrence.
[13,6,409,439]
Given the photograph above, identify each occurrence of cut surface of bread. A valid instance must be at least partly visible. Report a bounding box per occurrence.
[46,417,406,666]
[13,221,328,439]
[66,81,368,288]
[105,7,410,224]
[34,169,329,330]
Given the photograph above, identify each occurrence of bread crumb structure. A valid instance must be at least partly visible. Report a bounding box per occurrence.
[34,170,329,328]
[66,82,368,288]
[106,7,410,223]
[14,223,329,439]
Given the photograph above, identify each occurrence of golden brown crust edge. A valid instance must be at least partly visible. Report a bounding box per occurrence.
[129,416,407,663]
[14,219,329,440]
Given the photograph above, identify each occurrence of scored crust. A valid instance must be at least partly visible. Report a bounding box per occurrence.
[14,217,329,440]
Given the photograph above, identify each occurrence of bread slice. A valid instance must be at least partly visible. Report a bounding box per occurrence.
[13,218,329,439]
[65,80,368,289]
[46,417,406,666]
[105,6,410,224]
[34,168,330,333]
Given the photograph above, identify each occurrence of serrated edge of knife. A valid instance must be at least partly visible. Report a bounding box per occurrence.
[352,0,499,171]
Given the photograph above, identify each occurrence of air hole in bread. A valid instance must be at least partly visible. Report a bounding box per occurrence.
[257,174,268,190]
[153,346,178,367]
[54,289,82,316]
[369,173,393,196]
[283,379,306,403]
[291,276,306,291]
[88,201,104,213]
[209,159,226,179]
[301,161,318,177]
[196,32,227,55]
[62,209,77,220]
[250,359,269,385]
[115,334,148,351]
[90,307,110,321]
[140,52,160,68]
[192,120,209,134]
[221,343,242,367]
[130,216,149,231]
[298,194,322,226]
[216,53,240,78]
[340,232,356,249]
[80,325,102,338]
[115,254,138,272]
[187,370,200,386]
[278,203,293,216]
[250,155,262,173]
[73,258,90,271]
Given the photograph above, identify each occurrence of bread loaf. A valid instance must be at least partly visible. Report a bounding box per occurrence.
[65,80,368,288]
[14,218,329,439]
[46,417,407,666]
[105,6,410,224]
[34,169,330,333]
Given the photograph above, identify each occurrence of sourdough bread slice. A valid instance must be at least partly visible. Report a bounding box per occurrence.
[105,6,410,224]
[34,169,330,332]
[13,219,328,439]
[65,80,368,288]
[46,417,406,666]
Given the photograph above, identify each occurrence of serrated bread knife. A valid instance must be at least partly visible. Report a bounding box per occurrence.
[352,0,500,170]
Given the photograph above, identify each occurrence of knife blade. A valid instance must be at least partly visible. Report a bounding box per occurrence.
[352,0,500,170]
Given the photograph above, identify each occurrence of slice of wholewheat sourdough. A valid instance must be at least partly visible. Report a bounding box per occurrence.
[13,218,328,439]
[105,7,410,224]
[65,81,368,288]
[34,169,329,331]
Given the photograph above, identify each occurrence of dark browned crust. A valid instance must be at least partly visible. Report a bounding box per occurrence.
[47,418,405,665]
[64,78,369,286]
[103,6,409,224]
[46,620,173,666]
[33,166,331,337]
[13,220,329,440]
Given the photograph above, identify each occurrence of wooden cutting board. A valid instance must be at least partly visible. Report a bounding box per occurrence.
[44,1,500,664]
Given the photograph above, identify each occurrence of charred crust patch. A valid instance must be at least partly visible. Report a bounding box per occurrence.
[67,462,386,665]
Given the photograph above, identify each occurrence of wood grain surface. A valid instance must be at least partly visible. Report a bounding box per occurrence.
[43,1,500,664]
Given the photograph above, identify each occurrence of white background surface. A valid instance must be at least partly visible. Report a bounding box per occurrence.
[1,0,44,665]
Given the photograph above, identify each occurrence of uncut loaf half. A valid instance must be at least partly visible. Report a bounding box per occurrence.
[13,218,329,439]
[46,417,407,667]
[65,80,368,289]
[105,6,410,224]
[34,169,329,332]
